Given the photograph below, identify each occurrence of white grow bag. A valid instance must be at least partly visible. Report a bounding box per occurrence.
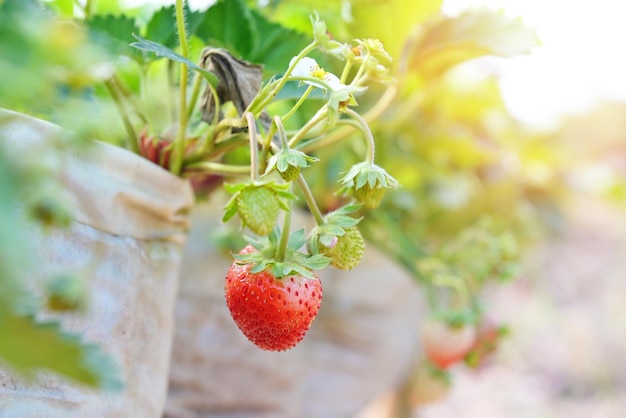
[0,109,194,417]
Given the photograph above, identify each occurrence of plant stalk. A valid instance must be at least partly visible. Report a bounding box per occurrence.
[276,196,293,262]
[281,85,314,123]
[288,105,328,148]
[344,108,375,163]
[104,78,140,154]
[170,0,189,176]
[296,174,324,226]
[245,112,259,182]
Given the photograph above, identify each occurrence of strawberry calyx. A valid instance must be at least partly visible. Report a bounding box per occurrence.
[264,147,319,182]
[307,203,362,251]
[307,203,365,270]
[339,161,399,208]
[234,227,330,279]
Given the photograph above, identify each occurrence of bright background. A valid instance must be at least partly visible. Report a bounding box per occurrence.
[444,0,626,128]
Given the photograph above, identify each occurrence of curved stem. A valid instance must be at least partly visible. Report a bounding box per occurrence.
[339,60,353,84]
[187,73,203,119]
[298,84,397,153]
[350,52,371,87]
[281,85,314,123]
[299,119,360,153]
[273,115,289,149]
[245,112,259,182]
[288,105,328,148]
[344,108,375,163]
[247,41,317,114]
[296,174,324,226]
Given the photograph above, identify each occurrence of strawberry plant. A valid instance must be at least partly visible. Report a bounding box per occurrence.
[0,0,570,409]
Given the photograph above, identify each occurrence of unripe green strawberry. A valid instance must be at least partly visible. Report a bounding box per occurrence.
[339,162,398,209]
[354,184,386,209]
[319,226,365,270]
[279,165,301,182]
[236,186,280,236]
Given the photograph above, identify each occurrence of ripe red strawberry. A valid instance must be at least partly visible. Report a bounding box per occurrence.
[421,317,476,369]
[225,245,323,351]
[464,321,508,369]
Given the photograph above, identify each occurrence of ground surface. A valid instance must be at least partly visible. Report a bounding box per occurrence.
[359,197,626,418]
[417,197,626,417]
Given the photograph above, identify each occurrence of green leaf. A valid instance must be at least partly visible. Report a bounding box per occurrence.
[194,0,254,59]
[0,312,122,390]
[144,5,178,49]
[144,4,204,49]
[247,9,310,73]
[287,228,306,251]
[130,34,218,86]
[86,14,142,62]
[301,253,332,270]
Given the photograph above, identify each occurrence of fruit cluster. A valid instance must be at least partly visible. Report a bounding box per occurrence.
[212,17,398,351]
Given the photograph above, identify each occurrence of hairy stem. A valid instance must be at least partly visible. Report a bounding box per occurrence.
[288,105,328,148]
[245,112,259,182]
[282,85,314,123]
[296,174,325,226]
[273,115,289,149]
[187,73,203,119]
[276,194,293,262]
[247,41,317,114]
[170,0,189,176]
[344,108,375,163]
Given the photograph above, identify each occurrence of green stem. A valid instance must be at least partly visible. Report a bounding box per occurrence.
[350,52,371,87]
[245,112,259,182]
[170,0,189,176]
[296,174,324,226]
[288,105,328,148]
[183,161,250,175]
[339,60,353,84]
[273,115,289,149]
[281,85,314,123]
[247,41,317,114]
[139,64,151,133]
[299,84,397,153]
[111,74,148,125]
[344,108,375,163]
[187,73,203,120]
[167,61,177,123]
[299,119,360,153]
[276,193,293,262]
[104,78,140,154]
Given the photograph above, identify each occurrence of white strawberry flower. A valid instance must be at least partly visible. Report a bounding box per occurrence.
[290,56,343,90]
[289,56,365,107]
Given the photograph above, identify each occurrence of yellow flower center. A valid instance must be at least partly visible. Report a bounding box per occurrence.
[311,65,328,80]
